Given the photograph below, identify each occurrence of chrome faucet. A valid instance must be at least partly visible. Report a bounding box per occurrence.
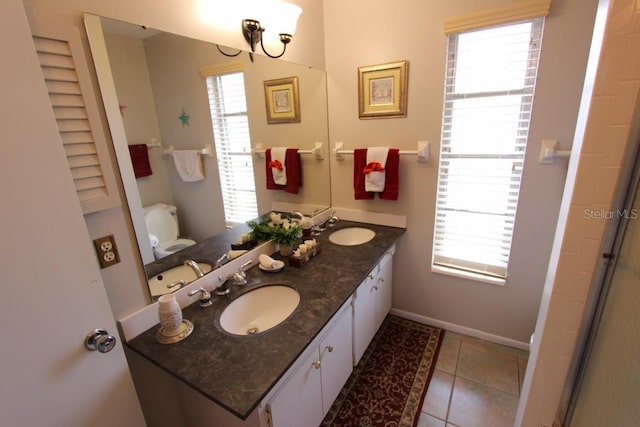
[319,212,339,230]
[167,280,186,291]
[184,259,206,278]
[216,260,253,296]
[214,253,229,269]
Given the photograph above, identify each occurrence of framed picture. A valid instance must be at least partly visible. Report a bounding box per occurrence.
[264,76,301,124]
[358,60,408,119]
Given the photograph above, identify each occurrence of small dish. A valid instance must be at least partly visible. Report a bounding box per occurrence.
[259,260,285,273]
[157,319,194,344]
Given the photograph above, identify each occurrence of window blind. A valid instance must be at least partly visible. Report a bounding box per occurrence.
[433,18,544,280]
[206,72,258,226]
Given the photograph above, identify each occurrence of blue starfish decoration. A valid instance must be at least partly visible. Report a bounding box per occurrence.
[178,108,190,126]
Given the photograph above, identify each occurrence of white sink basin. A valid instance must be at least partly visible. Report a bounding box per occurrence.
[148,262,212,297]
[220,285,300,335]
[329,227,376,246]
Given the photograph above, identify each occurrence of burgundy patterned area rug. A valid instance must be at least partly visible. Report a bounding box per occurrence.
[321,315,443,427]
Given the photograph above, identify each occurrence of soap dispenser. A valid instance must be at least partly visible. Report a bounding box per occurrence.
[157,293,183,336]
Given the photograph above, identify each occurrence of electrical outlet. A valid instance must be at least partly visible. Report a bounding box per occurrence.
[93,235,120,269]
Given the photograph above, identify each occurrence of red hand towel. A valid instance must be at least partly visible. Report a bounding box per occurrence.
[380,148,400,200]
[354,148,374,200]
[128,144,152,178]
[265,148,303,193]
[284,148,303,194]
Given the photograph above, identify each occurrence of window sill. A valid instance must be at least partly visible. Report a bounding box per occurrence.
[431,265,506,286]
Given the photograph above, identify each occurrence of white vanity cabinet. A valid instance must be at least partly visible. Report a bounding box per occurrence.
[352,246,395,365]
[266,301,353,427]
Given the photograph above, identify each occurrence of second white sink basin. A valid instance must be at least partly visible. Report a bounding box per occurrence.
[220,285,300,335]
[148,262,212,298]
[329,227,376,246]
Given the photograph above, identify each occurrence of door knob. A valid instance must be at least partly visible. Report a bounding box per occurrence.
[85,328,117,353]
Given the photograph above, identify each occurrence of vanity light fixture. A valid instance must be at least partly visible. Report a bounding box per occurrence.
[217,1,302,62]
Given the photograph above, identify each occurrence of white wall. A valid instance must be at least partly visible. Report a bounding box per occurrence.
[323,0,599,343]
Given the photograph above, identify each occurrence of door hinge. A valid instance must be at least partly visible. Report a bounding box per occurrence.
[602,252,615,266]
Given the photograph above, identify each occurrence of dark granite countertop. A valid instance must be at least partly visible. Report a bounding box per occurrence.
[127,220,405,420]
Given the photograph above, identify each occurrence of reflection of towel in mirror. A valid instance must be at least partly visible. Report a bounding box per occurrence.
[128,144,152,178]
[265,148,303,194]
[172,150,204,182]
[270,147,287,185]
[364,147,389,192]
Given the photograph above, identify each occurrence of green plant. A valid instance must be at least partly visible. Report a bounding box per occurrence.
[247,217,302,246]
[247,218,272,242]
[269,222,302,246]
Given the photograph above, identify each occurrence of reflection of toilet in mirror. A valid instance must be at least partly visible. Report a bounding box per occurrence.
[143,203,195,259]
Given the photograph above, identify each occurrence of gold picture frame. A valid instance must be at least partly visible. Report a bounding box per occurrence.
[358,60,408,119]
[264,76,301,124]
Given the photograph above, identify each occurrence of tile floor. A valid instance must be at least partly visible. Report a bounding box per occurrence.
[418,331,529,427]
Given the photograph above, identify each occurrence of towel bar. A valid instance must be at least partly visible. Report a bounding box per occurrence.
[253,142,324,160]
[163,144,213,157]
[333,141,429,162]
[539,139,571,164]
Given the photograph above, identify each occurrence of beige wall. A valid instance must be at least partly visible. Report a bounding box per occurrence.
[324,0,599,344]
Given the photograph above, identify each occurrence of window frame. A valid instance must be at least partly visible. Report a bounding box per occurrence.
[204,69,259,227]
[432,18,545,285]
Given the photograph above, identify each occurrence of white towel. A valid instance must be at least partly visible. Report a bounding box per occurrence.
[365,147,389,192]
[259,254,278,269]
[270,147,287,185]
[172,150,204,182]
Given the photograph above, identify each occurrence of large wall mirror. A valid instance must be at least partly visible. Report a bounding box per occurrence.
[84,14,331,296]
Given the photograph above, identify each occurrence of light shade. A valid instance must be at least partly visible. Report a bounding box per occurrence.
[269,2,302,36]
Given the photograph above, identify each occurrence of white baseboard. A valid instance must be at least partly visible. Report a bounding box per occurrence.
[390,308,530,351]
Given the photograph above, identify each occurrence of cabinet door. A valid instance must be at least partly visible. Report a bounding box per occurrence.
[352,275,377,365]
[375,252,393,329]
[320,306,353,415]
[268,348,323,427]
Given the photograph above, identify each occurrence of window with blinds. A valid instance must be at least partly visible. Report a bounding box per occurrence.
[432,18,544,282]
[205,71,258,226]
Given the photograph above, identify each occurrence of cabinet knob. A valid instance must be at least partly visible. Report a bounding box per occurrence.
[368,274,374,280]
[325,345,334,353]
[312,360,321,369]
[378,277,384,284]
[373,285,379,291]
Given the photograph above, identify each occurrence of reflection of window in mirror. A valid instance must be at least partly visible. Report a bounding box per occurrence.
[205,71,258,227]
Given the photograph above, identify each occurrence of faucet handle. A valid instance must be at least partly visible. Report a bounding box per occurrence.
[167,280,186,291]
[188,287,213,307]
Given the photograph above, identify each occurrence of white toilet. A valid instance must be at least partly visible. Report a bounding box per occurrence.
[143,203,196,259]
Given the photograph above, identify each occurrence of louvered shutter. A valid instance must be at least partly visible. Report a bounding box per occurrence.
[33,35,119,214]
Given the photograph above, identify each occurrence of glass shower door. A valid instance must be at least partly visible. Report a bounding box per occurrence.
[567,165,640,425]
